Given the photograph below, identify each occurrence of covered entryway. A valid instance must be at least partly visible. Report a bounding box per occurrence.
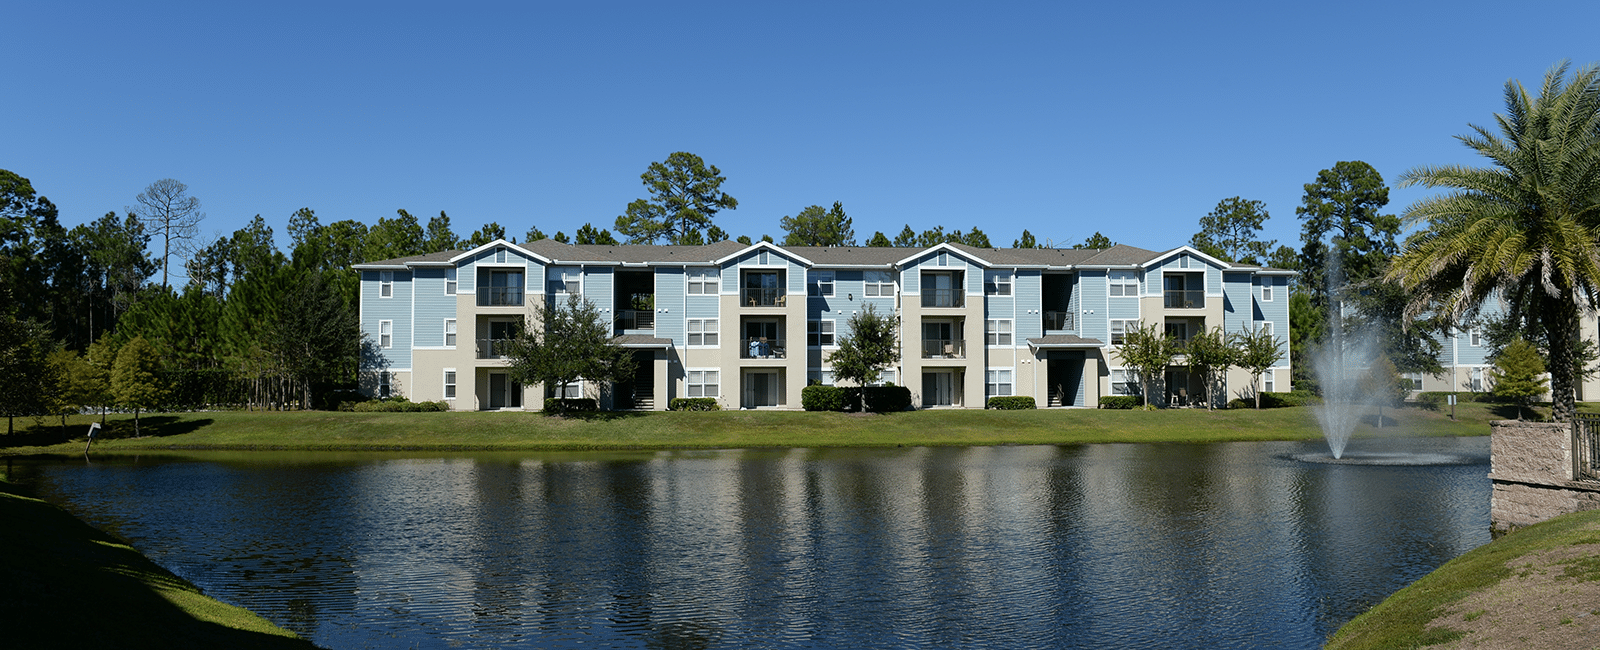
[1046,351,1085,407]
[743,370,783,408]
[922,370,960,407]
[486,372,522,410]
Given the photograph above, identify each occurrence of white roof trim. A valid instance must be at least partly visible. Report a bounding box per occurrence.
[711,240,815,266]
[448,239,553,265]
[1145,245,1231,270]
[892,242,995,267]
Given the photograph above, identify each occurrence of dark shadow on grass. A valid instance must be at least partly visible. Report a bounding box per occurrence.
[1,416,217,448]
[546,410,656,423]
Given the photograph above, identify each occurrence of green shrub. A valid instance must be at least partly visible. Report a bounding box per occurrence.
[1414,392,1447,411]
[862,386,913,412]
[1099,396,1139,409]
[542,398,598,415]
[1226,393,1302,409]
[986,396,1036,410]
[350,397,449,412]
[669,398,721,411]
[801,385,847,412]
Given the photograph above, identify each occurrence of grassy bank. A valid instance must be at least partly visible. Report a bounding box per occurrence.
[2,400,1511,455]
[0,479,317,649]
[1327,508,1600,649]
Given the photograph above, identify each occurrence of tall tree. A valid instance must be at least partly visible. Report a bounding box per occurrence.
[704,225,730,243]
[1489,339,1549,421]
[131,179,204,290]
[892,225,917,247]
[366,209,426,262]
[524,226,548,243]
[866,231,892,247]
[1074,232,1114,249]
[467,222,508,248]
[1296,161,1400,317]
[0,307,53,434]
[1184,326,1236,410]
[0,170,62,326]
[827,304,901,411]
[1387,62,1600,423]
[271,271,361,409]
[614,152,738,245]
[575,223,619,245]
[505,294,636,412]
[781,202,856,247]
[424,211,462,252]
[1013,230,1039,249]
[1190,197,1277,264]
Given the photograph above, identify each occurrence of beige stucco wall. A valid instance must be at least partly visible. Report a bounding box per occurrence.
[1488,420,1600,531]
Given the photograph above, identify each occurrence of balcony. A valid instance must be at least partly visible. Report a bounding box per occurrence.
[477,287,524,307]
[742,288,786,307]
[921,289,964,309]
[741,338,787,359]
[1164,290,1205,309]
[477,338,514,359]
[1043,310,1075,331]
[615,309,655,332]
[922,339,967,359]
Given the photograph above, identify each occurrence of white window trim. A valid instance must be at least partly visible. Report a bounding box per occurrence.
[985,272,1013,296]
[1261,369,1275,393]
[1468,329,1481,347]
[443,368,457,400]
[445,268,458,295]
[809,319,836,348]
[379,320,393,349]
[1256,321,1274,337]
[863,271,894,297]
[379,371,392,398]
[810,271,835,297]
[1110,319,1132,346]
[1109,271,1138,297]
[986,369,1014,397]
[379,271,394,298]
[986,318,1013,346]
[443,318,457,347]
[1261,283,1273,302]
[687,318,720,348]
[1110,368,1138,396]
[686,368,720,398]
[558,379,585,400]
[687,268,719,295]
[549,266,582,296]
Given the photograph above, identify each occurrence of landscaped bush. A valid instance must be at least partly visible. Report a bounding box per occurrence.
[802,385,847,412]
[669,398,721,411]
[1099,396,1139,409]
[862,386,913,412]
[1418,391,1496,405]
[542,398,598,415]
[986,396,1036,410]
[1226,392,1303,409]
[351,398,450,412]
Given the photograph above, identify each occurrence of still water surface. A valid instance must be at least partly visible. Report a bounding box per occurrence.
[10,437,1489,649]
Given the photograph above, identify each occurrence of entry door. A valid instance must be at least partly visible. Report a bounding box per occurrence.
[922,371,954,407]
[488,373,522,409]
[745,371,779,407]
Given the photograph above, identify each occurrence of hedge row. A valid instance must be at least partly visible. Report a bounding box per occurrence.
[350,398,451,412]
[542,398,598,415]
[986,396,1036,410]
[669,398,721,411]
[1099,396,1139,409]
[800,385,914,412]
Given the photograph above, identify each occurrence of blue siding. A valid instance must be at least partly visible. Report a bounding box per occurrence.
[362,270,413,370]
[413,268,456,348]
[1207,262,1223,295]
[1016,270,1042,340]
[1080,270,1108,342]
[1223,273,1251,333]
[656,268,686,346]
[902,265,920,294]
[586,266,614,314]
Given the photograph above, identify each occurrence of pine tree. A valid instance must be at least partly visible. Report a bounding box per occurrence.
[1490,339,1549,420]
[111,336,166,436]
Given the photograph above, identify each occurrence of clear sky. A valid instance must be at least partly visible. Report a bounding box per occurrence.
[8,1,1599,276]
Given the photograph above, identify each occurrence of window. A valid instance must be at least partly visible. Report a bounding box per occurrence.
[1261,283,1273,302]
[809,320,835,347]
[443,369,457,400]
[1111,369,1138,396]
[687,370,719,398]
[444,319,456,347]
[548,266,581,295]
[1262,370,1275,393]
[1109,271,1138,297]
[687,268,719,295]
[558,380,583,399]
[1257,321,1273,338]
[380,271,394,298]
[870,369,897,387]
[864,271,893,297]
[1470,367,1484,392]
[937,251,949,266]
[687,319,719,347]
[379,371,391,398]
[1110,319,1133,346]
[445,268,457,295]
[1404,372,1423,391]
[985,272,1012,296]
[986,319,1013,346]
[477,269,525,306]
[986,369,1013,397]
[1469,329,1481,346]
[379,320,393,349]
[495,247,506,264]
[809,271,834,297]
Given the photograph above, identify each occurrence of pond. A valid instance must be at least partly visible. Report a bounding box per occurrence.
[7,436,1490,649]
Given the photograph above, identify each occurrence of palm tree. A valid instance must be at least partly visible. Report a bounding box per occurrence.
[1386,61,1600,422]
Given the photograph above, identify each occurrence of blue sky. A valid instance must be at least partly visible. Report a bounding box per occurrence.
[8,1,1599,276]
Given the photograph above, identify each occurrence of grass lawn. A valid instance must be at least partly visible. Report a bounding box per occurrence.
[0,479,317,649]
[1326,508,1600,649]
[1,400,1516,455]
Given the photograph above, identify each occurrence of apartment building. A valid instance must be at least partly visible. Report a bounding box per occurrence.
[353,239,1294,410]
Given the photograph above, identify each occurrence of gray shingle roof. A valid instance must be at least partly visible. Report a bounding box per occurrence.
[1027,335,1106,348]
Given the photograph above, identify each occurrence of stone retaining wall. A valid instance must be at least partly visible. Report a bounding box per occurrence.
[1489,420,1600,532]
